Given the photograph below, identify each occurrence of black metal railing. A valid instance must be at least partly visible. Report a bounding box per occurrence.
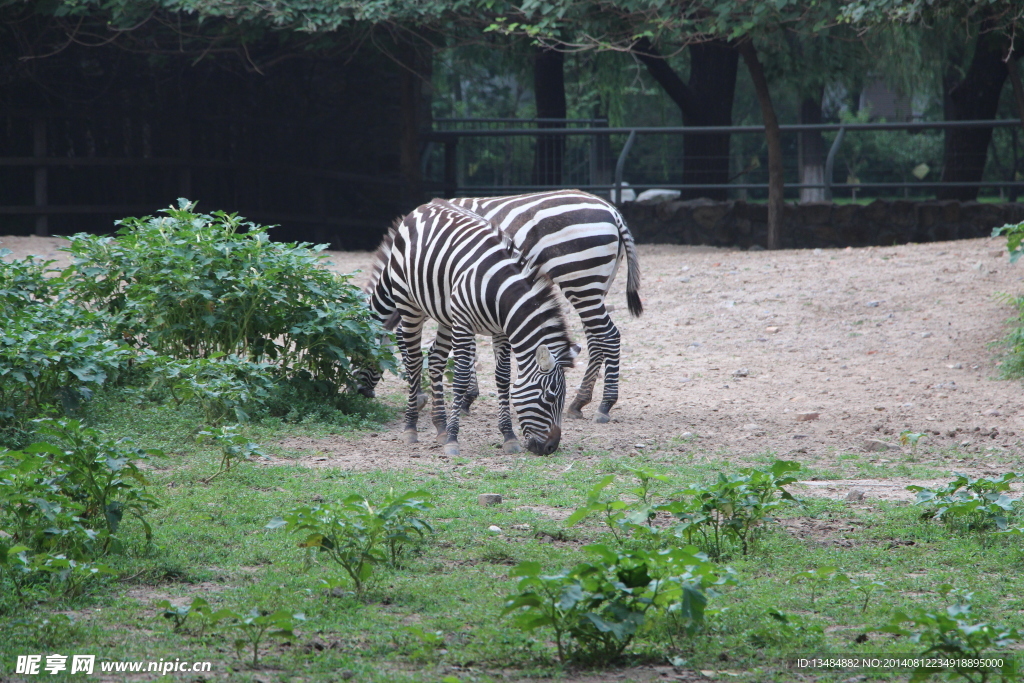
[423,119,1024,202]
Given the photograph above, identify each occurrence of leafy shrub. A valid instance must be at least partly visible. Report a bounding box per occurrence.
[909,472,1021,535]
[993,221,1024,264]
[267,490,434,593]
[0,418,161,558]
[208,608,305,667]
[0,255,134,436]
[61,200,394,394]
[568,461,801,559]
[196,425,266,483]
[881,586,1020,683]
[146,354,277,424]
[502,544,736,665]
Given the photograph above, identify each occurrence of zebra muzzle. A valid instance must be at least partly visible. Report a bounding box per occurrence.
[526,426,561,456]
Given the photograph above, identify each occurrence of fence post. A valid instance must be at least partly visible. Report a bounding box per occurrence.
[613,130,636,204]
[824,127,845,201]
[33,119,48,236]
[443,138,457,198]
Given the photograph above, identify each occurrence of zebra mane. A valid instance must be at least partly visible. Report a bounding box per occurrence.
[429,199,521,264]
[365,216,401,295]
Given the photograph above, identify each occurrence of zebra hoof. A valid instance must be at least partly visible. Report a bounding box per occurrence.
[403,430,418,444]
[566,405,586,420]
[444,443,460,457]
[593,412,611,424]
[460,407,471,417]
[416,392,429,411]
[502,439,521,454]
[436,430,448,445]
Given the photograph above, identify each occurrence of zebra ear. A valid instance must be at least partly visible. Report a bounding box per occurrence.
[536,344,556,373]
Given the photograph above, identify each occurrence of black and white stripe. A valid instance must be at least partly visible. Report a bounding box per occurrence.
[449,190,641,422]
[365,199,578,457]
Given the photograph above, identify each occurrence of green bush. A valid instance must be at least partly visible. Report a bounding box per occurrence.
[267,490,435,593]
[568,461,801,559]
[909,472,1021,536]
[502,544,736,665]
[0,418,161,558]
[880,586,1020,683]
[61,200,394,395]
[1,253,135,438]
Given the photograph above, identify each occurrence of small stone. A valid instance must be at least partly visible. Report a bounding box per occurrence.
[921,332,932,338]
[679,276,691,283]
[795,411,820,422]
[863,438,892,452]
[991,250,1005,258]
[510,524,531,531]
[742,423,760,431]
[874,406,886,411]
[478,493,503,506]
[680,432,693,439]
[846,488,865,502]
[487,525,502,534]
[634,443,646,449]
[732,368,749,377]
[765,326,780,334]
[866,301,881,307]
[984,409,1001,417]
[948,363,963,369]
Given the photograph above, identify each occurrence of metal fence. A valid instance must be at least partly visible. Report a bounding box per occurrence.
[423,119,1024,202]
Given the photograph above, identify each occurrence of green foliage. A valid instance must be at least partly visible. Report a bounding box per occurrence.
[909,473,1021,535]
[0,418,161,560]
[992,221,1024,265]
[569,461,801,559]
[502,543,736,665]
[61,199,395,397]
[196,425,267,483]
[1,254,135,435]
[208,607,305,667]
[267,490,434,592]
[145,354,277,424]
[156,596,211,632]
[880,586,1021,683]
[900,430,927,452]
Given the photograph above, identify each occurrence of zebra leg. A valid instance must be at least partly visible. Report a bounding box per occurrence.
[462,344,480,416]
[428,326,454,444]
[444,324,475,457]
[493,335,520,454]
[399,316,426,444]
[566,301,619,424]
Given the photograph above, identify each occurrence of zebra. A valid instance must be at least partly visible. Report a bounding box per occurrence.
[365,199,579,457]
[358,190,641,424]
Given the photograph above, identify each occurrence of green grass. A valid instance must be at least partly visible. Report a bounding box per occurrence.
[3,389,1024,682]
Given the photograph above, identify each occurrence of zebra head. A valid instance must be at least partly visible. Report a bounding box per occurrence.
[511,342,579,455]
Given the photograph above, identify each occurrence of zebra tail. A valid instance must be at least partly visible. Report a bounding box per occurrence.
[615,210,643,318]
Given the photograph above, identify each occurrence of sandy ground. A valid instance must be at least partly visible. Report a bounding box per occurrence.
[5,233,1024,504]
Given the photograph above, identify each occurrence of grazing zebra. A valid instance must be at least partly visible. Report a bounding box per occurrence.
[365,199,579,457]
[358,190,641,424]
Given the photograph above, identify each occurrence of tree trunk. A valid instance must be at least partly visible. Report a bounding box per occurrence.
[938,25,1010,201]
[532,45,566,186]
[738,40,783,250]
[799,90,826,203]
[399,40,433,207]
[633,38,738,200]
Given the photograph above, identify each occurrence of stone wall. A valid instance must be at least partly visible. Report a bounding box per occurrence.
[620,199,1024,249]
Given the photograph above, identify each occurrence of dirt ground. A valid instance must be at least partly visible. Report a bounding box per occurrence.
[5,232,1024,503]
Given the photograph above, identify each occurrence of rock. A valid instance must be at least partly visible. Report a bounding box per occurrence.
[487,525,503,534]
[765,326,780,333]
[795,411,820,422]
[921,332,932,338]
[478,493,503,506]
[635,188,682,204]
[732,368,749,377]
[846,488,866,502]
[742,423,760,431]
[680,432,693,439]
[866,300,881,307]
[984,409,1001,417]
[863,438,894,452]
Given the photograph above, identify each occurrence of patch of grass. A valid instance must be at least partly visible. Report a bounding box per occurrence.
[3,402,1024,682]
